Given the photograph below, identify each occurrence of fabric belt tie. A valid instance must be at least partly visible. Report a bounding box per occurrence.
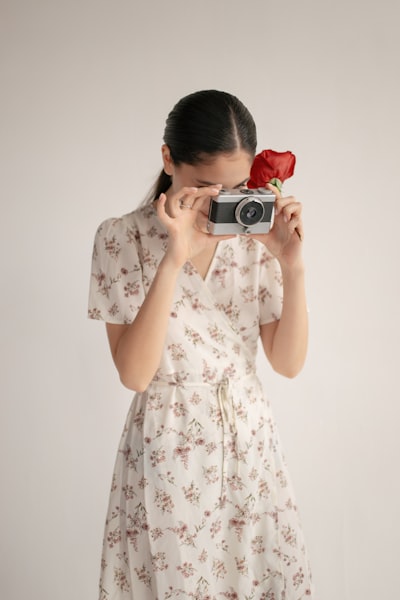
[217,378,238,498]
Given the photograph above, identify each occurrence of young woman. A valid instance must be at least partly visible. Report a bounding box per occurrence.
[89,90,313,599]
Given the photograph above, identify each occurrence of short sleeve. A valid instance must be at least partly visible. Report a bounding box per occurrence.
[87,217,145,324]
[258,246,283,325]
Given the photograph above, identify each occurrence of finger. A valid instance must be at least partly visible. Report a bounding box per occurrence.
[156,193,173,225]
[278,200,302,222]
[190,184,222,212]
[283,210,304,241]
[172,187,199,216]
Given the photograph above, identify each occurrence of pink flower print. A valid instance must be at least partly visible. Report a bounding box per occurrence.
[258,285,273,303]
[168,521,197,547]
[227,474,245,491]
[108,302,119,317]
[260,592,276,600]
[134,565,152,589]
[235,556,249,576]
[209,519,222,538]
[205,441,217,455]
[122,484,136,500]
[189,391,202,405]
[125,225,140,244]
[138,476,148,489]
[154,488,174,514]
[249,467,259,481]
[142,248,158,269]
[257,439,265,456]
[150,527,164,541]
[124,280,141,297]
[147,393,163,411]
[222,363,237,379]
[88,307,102,319]
[132,407,145,431]
[182,481,201,506]
[251,535,265,554]
[104,235,121,260]
[203,465,219,485]
[168,343,188,361]
[276,469,288,487]
[207,323,226,345]
[282,525,298,548]
[173,445,191,469]
[110,473,117,492]
[113,567,130,592]
[107,527,121,548]
[170,401,188,417]
[235,402,248,423]
[198,549,208,563]
[273,548,297,567]
[202,360,218,383]
[126,527,140,552]
[258,479,271,499]
[240,285,257,303]
[228,518,246,541]
[150,447,166,467]
[177,562,196,578]
[292,567,305,590]
[151,552,168,572]
[146,225,159,238]
[184,325,205,347]
[212,558,227,580]
[219,587,239,599]
[211,266,229,287]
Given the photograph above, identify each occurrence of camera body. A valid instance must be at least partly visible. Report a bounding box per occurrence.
[207,187,275,235]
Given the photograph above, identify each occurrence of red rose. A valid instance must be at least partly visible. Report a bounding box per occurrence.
[248,149,296,192]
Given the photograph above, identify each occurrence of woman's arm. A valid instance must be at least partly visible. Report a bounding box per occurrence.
[254,183,308,378]
[260,263,308,378]
[105,185,226,392]
[106,255,181,391]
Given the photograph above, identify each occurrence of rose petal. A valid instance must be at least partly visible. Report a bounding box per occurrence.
[248,149,296,188]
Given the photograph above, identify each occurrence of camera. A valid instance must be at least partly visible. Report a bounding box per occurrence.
[207,187,275,235]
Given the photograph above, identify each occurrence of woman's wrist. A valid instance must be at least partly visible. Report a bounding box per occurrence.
[159,252,185,276]
[278,258,305,279]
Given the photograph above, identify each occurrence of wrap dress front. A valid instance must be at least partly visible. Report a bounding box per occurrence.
[88,203,313,599]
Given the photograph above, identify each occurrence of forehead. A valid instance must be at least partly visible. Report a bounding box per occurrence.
[182,151,253,187]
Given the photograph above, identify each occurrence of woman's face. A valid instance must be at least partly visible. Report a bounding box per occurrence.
[162,146,254,215]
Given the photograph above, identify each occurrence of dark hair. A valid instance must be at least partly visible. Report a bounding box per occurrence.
[145,90,257,203]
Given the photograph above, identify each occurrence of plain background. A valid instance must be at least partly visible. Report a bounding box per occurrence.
[1,0,399,598]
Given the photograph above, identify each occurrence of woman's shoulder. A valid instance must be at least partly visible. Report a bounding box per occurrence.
[92,203,168,267]
[95,203,156,234]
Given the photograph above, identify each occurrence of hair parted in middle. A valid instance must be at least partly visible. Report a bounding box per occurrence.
[147,89,257,202]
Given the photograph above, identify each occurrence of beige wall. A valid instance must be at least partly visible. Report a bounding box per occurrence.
[1,0,399,598]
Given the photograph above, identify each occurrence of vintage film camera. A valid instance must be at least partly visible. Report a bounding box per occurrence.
[207,187,275,235]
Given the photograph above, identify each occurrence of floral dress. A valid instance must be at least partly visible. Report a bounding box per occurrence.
[88,204,313,600]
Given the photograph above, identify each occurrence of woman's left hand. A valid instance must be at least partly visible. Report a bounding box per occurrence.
[252,183,304,268]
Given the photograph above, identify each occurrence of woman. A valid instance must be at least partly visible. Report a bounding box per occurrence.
[88,90,313,599]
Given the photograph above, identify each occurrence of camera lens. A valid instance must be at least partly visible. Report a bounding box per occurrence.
[235,197,265,227]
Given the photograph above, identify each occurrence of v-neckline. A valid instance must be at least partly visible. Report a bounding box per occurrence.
[190,241,221,284]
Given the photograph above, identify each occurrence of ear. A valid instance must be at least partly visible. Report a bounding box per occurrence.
[161,144,175,176]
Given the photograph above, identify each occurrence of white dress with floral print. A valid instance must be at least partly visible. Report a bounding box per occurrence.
[88,204,313,600]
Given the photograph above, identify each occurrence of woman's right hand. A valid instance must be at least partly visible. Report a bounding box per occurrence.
[156,185,226,269]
